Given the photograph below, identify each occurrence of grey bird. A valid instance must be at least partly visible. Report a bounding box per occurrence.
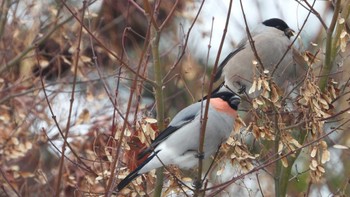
[215,18,305,96]
[115,91,240,192]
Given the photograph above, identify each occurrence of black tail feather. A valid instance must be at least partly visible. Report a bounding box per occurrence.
[116,169,139,192]
[115,150,159,192]
[137,146,152,160]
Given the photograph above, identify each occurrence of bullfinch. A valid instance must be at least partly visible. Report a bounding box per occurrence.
[215,18,305,95]
[115,91,241,192]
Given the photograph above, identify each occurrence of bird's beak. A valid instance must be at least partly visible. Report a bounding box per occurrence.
[284,28,295,39]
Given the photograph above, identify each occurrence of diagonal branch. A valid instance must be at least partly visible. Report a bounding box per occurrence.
[239,0,264,71]
[195,0,233,196]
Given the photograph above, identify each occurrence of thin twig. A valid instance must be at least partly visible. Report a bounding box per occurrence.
[195,1,233,196]
[273,106,283,196]
[299,0,328,30]
[272,0,315,76]
[256,173,265,197]
[128,0,145,13]
[142,0,159,31]
[85,4,128,127]
[142,1,167,196]
[201,16,215,99]
[42,128,92,174]
[159,0,179,30]
[239,0,264,71]
[35,52,96,176]
[58,0,155,86]
[105,7,153,197]
[54,1,87,196]
[162,0,206,82]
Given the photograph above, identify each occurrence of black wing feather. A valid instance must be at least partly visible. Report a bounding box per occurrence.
[199,45,245,102]
[214,45,245,81]
[137,114,195,160]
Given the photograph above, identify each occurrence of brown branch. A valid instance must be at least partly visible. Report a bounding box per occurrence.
[85,5,129,128]
[201,17,215,100]
[299,0,328,30]
[54,1,87,196]
[41,128,92,174]
[128,0,145,13]
[239,0,264,71]
[162,0,206,82]
[143,0,159,31]
[105,9,153,197]
[159,0,179,30]
[256,173,265,197]
[35,54,96,176]
[195,0,233,196]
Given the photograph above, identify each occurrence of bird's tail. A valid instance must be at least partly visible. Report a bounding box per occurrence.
[115,150,159,192]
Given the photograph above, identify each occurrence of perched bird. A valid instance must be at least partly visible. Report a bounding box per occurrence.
[215,18,305,95]
[115,91,241,192]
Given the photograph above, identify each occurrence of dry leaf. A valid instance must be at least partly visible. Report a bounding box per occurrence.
[333,144,349,149]
[278,142,283,154]
[310,146,317,158]
[281,157,288,167]
[76,109,90,125]
[321,150,330,164]
[249,78,257,94]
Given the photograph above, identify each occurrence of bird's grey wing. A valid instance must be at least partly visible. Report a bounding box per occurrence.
[137,102,203,160]
[214,44,246,81]
[217,22,279,82]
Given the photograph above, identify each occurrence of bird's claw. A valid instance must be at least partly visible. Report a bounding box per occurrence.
[193,179,203,189]
[196,152,204,159]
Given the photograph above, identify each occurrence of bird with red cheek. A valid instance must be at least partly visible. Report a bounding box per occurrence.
[114,91,241,192]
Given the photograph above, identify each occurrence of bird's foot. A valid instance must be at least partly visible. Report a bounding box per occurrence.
[193,179,203,189]
[196,152,204,160]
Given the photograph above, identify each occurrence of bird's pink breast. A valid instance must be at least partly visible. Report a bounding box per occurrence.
[209,98,237,118]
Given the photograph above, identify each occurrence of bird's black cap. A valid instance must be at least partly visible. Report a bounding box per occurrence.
[263,18,294,38]
[263,18,290,31]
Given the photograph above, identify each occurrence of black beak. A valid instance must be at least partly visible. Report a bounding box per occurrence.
[284,28,295,39]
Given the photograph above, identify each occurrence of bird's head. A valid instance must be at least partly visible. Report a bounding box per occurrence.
[262,18,295,39]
